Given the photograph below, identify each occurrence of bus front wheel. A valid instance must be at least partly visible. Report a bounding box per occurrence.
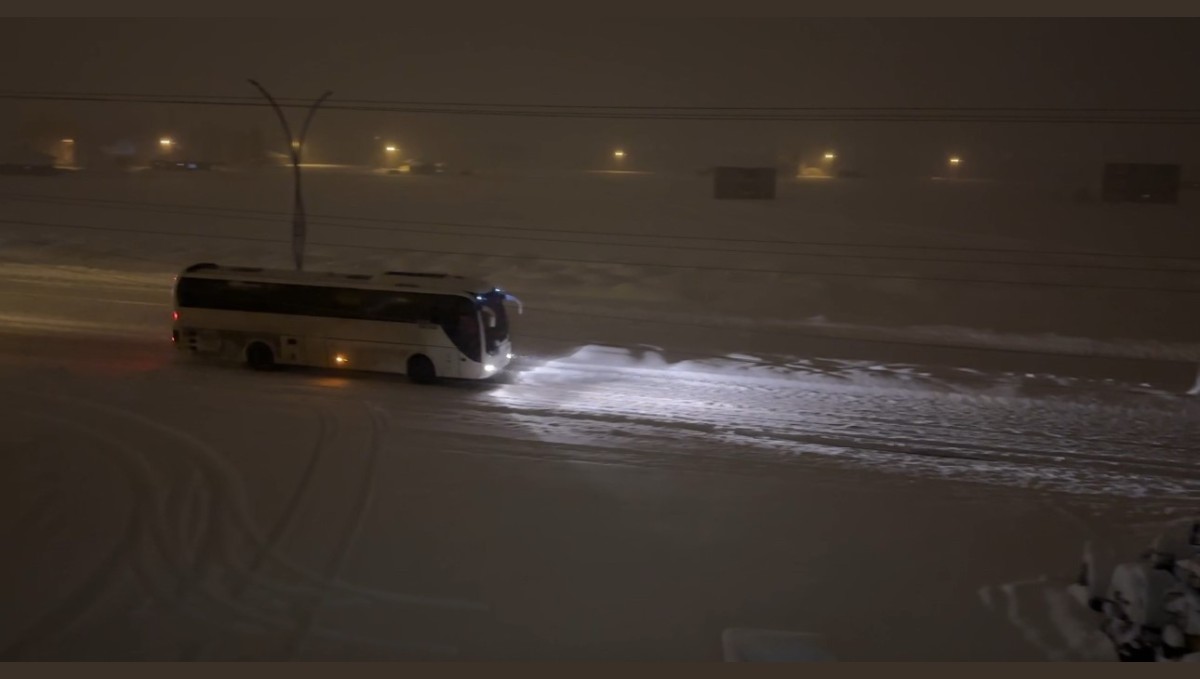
[407,355,437,384]
[246,342,276,371]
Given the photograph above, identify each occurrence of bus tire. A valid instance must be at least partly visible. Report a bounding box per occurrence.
[407,355,437,384]
[246,342,276,371]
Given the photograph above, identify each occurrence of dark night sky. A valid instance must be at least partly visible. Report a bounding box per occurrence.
[3,18,1198,173]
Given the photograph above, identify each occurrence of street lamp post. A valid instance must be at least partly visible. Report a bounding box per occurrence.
[248,79,333,272]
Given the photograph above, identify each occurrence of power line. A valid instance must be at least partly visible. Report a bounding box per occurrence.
[5,89,1200,113]
[6,191,1198,265]
[7,193,1200,276]
[2,216,1199,294]
[5,92,1200,124]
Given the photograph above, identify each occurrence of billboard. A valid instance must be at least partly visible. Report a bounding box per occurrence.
[714,167,776,200]
[1101,163,1181,204]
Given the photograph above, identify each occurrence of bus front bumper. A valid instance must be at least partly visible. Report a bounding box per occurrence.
[478,343,514,378]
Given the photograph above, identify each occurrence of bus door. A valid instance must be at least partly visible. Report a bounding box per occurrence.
[281,335,303,363]
[280,335,327,367]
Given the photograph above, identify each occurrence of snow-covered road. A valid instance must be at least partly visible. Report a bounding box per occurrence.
[3,319,1197,659]
[1,353,1190,659]
[5,319,1197,502]
[3,173,1199,660]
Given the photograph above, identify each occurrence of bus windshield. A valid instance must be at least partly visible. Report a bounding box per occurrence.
[480,290,509,355]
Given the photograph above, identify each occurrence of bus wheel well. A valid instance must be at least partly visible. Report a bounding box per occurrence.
[245,341,276,371]
[407,354,437,384]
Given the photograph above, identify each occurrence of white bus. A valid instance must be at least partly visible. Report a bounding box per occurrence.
[171,263,516,382]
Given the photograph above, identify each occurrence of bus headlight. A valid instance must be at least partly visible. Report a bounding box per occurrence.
[484,364,496,373]
[506,352,514,360]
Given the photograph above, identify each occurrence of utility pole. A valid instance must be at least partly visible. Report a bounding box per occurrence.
[248,79,332,271]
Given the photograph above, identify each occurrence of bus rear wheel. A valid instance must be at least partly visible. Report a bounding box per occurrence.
[407,355,437,384]
[246,342,276,371]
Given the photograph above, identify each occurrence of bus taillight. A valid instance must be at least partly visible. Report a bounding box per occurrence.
[172,311,179,322]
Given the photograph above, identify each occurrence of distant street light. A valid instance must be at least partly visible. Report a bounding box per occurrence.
[823,151,836,161]
[948,156,962,166]
[159,137,174,148]
[61,138,74,144]
[613,149,626,159]
[382,144,401,169]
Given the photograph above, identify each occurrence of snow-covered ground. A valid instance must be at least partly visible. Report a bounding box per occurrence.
[2,168,1198,660]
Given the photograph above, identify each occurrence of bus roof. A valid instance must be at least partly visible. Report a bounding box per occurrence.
[179,263,500,296]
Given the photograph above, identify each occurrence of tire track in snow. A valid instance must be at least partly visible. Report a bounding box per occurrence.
[13,389,482,658]
[157,394,469,660]
[171,361,1196,497]
[4,404,309,654]
[374,409,1197,503]
[1,414,139,659]
[163,359,1200,497]
[455,404,1200,498]
[0,410,189,659]
[283,402,389,659]
[252,405,336,575]
[473,365,1200,495]
[476,397,1196,477]
[180,402,337,661]
[162,392,488,608]
[455,363,1199,502]
[47,391,367,602]
[71,391,486,653]
[172,469,209,582]
[173,352,1195,459]
[501,361,1198,454]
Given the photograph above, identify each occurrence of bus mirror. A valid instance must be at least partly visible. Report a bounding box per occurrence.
[504,293,524,315]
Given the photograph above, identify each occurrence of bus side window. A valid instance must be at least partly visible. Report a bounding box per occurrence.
[408,294,434,324]
[266,283,304,315]
[431,295,459,330]
[363,291,403,322]
[227,280,269,312]
[361,292,437,324]
[332,290,364,318]
[176,277,202,307]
